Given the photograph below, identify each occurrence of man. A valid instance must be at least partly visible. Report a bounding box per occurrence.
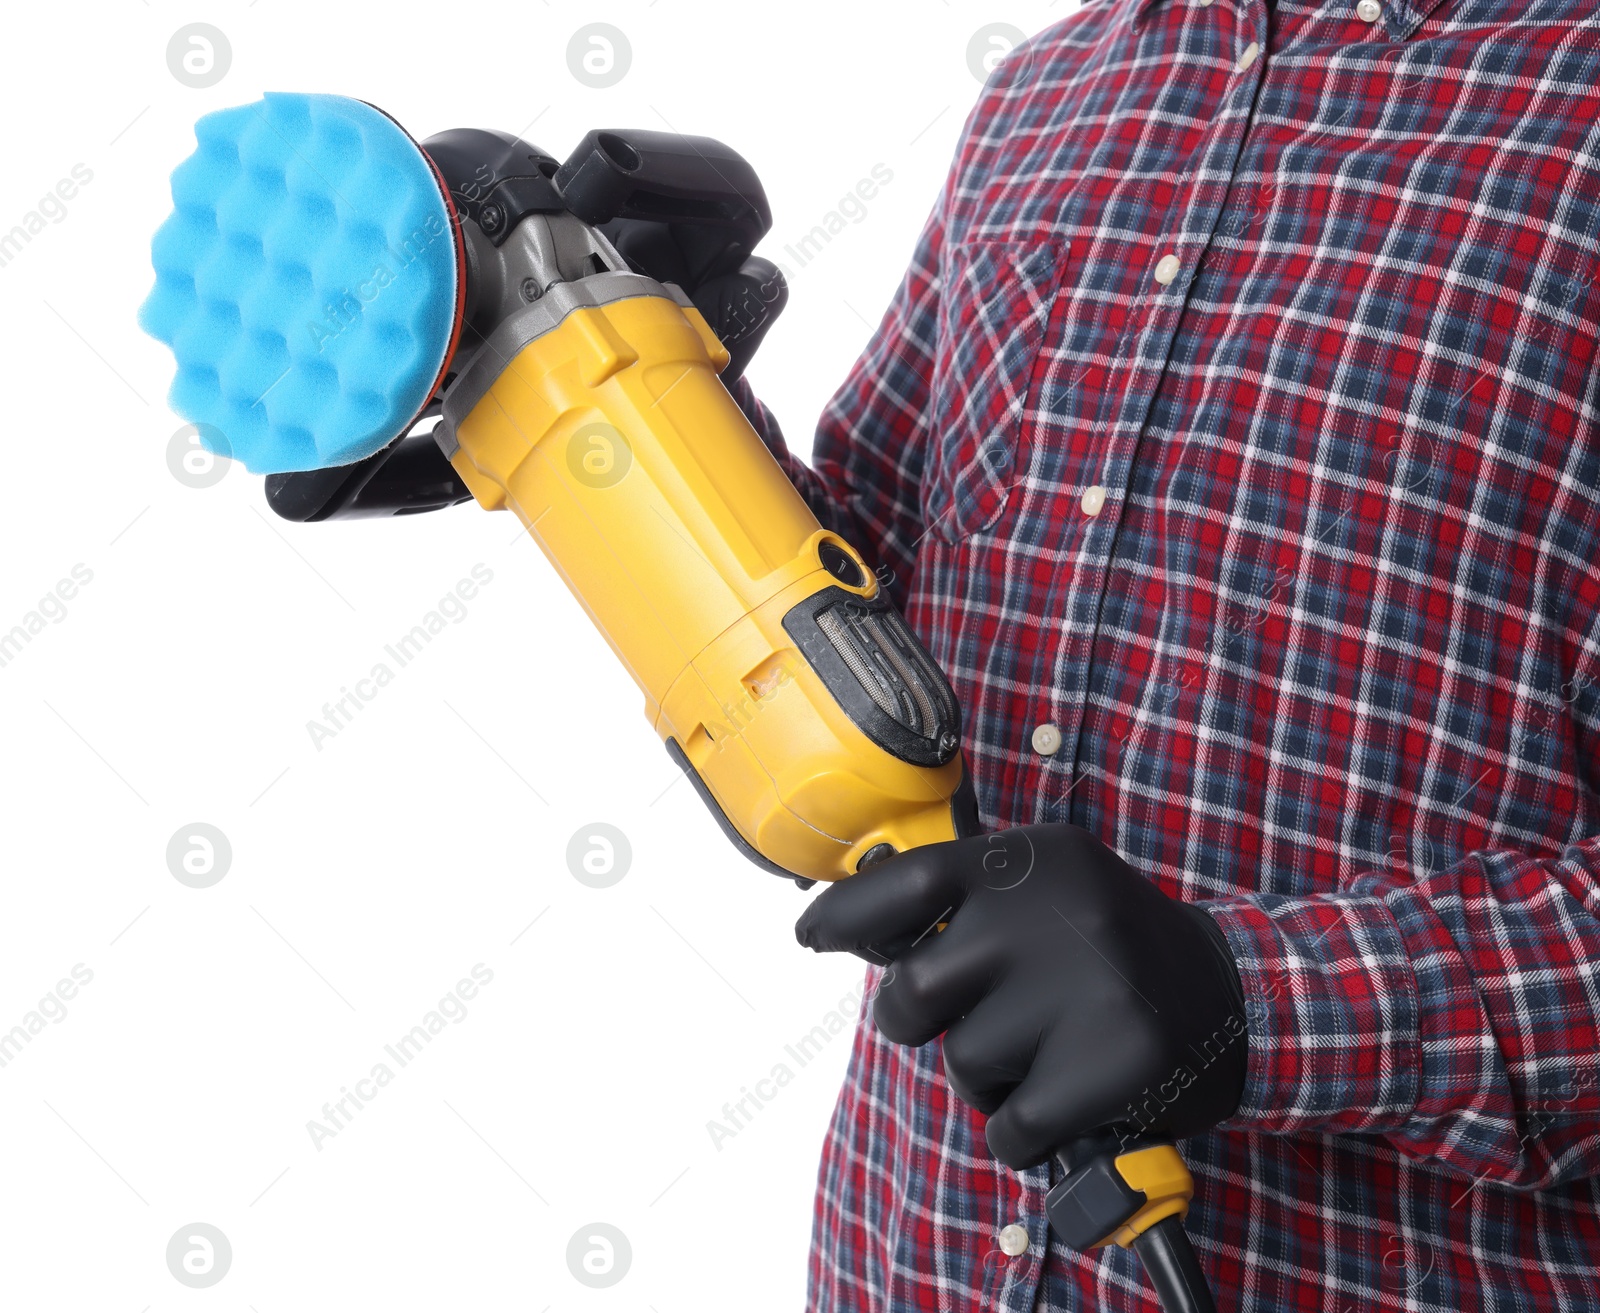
[727,0,1600,1309]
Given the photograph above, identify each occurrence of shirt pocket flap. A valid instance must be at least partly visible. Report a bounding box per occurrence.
[925,238,1064,542]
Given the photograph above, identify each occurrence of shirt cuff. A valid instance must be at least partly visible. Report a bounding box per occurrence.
[1202,891,1423,1133]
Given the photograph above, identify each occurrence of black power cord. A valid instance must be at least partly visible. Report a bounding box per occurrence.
[1048,1134,1220,1313]
[1131,1215,1218,1313]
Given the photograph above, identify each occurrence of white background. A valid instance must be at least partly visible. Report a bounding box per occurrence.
[0,2,1071,1308]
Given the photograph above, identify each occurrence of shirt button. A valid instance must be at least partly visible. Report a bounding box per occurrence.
[998,1223,1031,1257]
[1081,484,1107,516]
[1154,253,1181,285]
[1356,0,1382,19]
[1237,41,1261,71]
[1031,723,1063,756]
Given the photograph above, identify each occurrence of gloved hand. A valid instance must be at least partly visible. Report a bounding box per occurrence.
[601,218,787,387]
[795,824,1249,1169]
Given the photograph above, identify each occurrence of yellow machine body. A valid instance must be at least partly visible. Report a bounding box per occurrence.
[443,281,1193,1261]
[445,289,965,883]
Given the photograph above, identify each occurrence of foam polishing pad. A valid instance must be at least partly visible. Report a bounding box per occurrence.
[139,92,464,474]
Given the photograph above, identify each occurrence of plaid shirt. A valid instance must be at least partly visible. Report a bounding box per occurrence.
[732,0,1600,1308]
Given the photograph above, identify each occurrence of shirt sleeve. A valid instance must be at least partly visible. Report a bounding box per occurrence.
[1204,838,1600,1191]
[724,192,945,610]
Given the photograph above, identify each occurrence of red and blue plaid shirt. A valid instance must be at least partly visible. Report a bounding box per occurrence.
[734,0,1600,1307]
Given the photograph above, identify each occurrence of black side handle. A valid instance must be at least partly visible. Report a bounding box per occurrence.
[556,130,772,287]
[265,427,472,522]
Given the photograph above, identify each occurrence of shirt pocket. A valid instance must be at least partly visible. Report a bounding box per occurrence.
[924,238,1065,542]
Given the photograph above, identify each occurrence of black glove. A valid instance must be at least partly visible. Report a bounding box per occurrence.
[600,218,788,388]
[795,824,1248,1169]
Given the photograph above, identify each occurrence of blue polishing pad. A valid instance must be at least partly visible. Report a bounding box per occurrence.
[139,92,460,473]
